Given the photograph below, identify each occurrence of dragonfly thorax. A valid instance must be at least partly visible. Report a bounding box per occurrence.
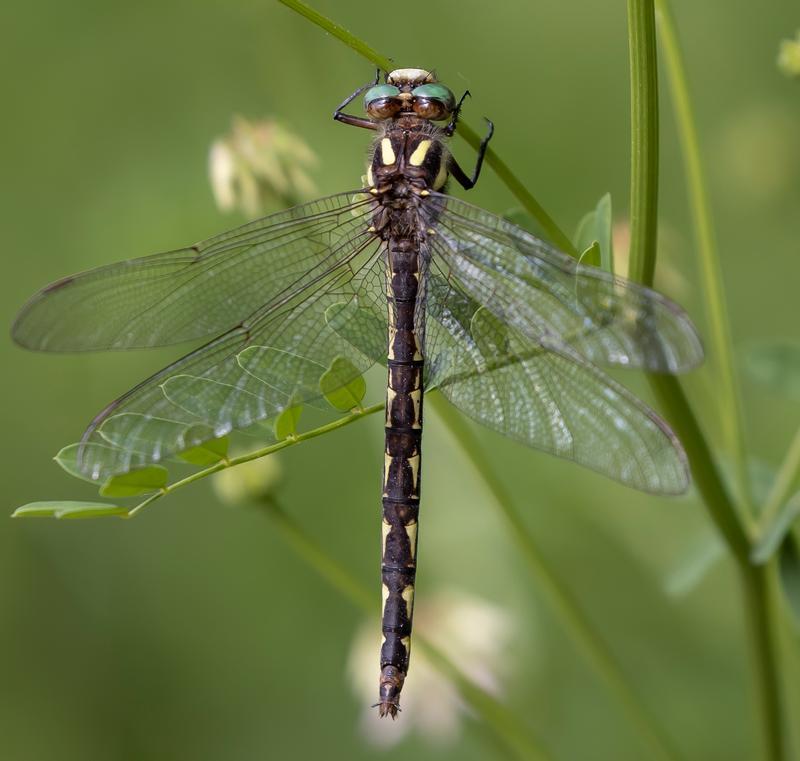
[366,124,450,200]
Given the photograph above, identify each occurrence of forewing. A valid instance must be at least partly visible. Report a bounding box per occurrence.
[72,227,387,481]
[13,192,374,351]
[423,272,690,495]
[424,193,703,373]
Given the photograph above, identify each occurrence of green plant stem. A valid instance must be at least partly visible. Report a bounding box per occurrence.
[463,127,578,256]
[264,498,374,610]
[263,499,553,761]
[276,0,578,257]
[430,394,684,761]
[649,377,749,559]
[626,0,660,288]
[740,563,785,758]
[626,3,785,758]
[127,404,384,517]
[654,0,751,517]
[277,0,392,71]
[759,424,800,535]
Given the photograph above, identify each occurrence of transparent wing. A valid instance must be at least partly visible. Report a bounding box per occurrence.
[423,273,689,494]
[423,193,703,373]
[41,200,389,481]
[12,192,375,351]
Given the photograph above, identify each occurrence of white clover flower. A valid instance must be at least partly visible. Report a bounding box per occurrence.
[208,116,318,218]
[348,589,516,748]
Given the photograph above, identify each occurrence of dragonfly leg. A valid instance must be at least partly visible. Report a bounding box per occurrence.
[448,118,494,190]
[443,89,470,137]
[333,69,382,131]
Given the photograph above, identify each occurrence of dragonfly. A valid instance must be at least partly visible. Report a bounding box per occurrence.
[12,67,703,719]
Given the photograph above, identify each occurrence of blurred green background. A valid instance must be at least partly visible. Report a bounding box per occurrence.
[2,1,799,759]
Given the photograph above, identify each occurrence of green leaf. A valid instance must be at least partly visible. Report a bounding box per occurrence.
[778,532,800,626]
[54,442,122,484]
[595,193,613,272]
[319,356,366,411]
[178,436,229,466]
[744,340,800,401]
[12,501,128,519]
[578,241,602,268]
[99,466,168,497]
[752,491,800,564]
[273,405,302,440]
[573,193,614,273]
[100,414,215,457]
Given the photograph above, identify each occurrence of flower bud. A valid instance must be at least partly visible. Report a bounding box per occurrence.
[212,456,283,505]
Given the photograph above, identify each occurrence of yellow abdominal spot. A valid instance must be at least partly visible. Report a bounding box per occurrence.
[408,454,420,490]
[383,453,394,491]
[385,387,397,426]
[412,333,423,361]
[381,138,396,165]
[409,389,422,429]
[406,521,418,559]
[401,585,415,611]
[409,139,432,166]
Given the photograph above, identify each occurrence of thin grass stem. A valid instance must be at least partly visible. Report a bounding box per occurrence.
[277,0,392,71]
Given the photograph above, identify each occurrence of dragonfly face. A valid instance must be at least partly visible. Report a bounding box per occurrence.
[12,67,703,721]
[363,68,456,122]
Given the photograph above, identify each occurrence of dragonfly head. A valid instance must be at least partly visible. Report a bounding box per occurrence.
[364,68,456,122]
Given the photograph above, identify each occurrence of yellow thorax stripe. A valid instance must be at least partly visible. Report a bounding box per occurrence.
[409,140,432,167]
[381,138,396,165]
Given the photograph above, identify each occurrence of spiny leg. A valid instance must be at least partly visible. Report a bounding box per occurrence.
[448,117,495,190]
[333,69,383,131]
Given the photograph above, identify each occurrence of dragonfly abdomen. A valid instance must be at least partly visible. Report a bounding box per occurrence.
[379,231,424,718]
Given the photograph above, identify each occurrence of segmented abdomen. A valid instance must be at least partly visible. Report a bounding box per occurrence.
[378,234,424,718]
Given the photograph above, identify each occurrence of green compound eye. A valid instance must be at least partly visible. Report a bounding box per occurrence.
[364,84,401,108]
[411,83,455,109]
